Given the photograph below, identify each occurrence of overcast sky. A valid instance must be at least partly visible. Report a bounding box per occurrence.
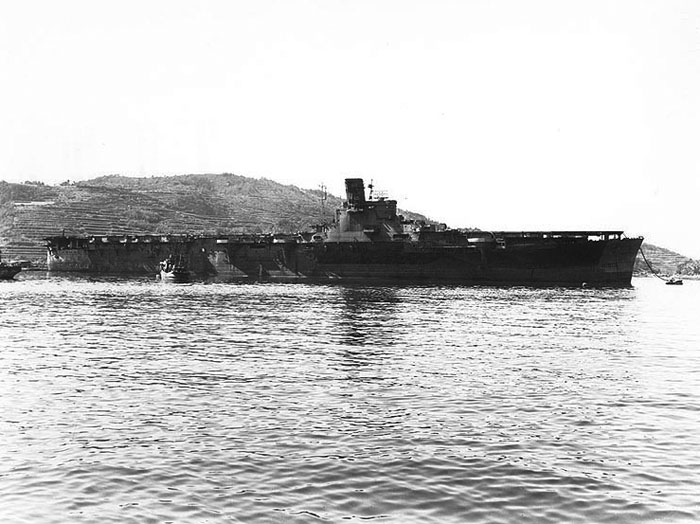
[1,1,698,256]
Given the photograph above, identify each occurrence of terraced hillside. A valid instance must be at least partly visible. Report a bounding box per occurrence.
[635,242,700,277]
[0,174,425,268]
[2,174,697,275]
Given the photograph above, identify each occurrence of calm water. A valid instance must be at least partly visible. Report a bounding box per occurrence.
[1,275,699,523]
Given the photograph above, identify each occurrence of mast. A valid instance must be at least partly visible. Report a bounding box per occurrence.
[319,183,328,223]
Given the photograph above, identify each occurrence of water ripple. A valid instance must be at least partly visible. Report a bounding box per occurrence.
[0,277,699,523]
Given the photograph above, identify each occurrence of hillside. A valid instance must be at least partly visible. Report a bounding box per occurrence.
[635,242,700,277]
[0,174,428,266]
[2,174,698,276]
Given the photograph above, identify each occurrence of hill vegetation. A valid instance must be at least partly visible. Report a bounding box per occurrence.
[634,242,700,277]
[1,173,698,276]
[0,173,428,266]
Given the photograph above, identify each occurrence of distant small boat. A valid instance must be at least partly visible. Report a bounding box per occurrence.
[0,250,22,280]
[159,255,190,283]
[666,277,683,285]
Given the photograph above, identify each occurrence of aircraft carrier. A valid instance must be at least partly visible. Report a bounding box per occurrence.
[45,178,643,286]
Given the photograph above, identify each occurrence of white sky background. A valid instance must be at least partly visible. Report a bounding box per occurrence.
[1,0,699,256]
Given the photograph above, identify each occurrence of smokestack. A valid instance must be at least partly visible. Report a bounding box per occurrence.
[344,178,366,207]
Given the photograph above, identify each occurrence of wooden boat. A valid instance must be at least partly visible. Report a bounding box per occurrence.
[666,277,683,285]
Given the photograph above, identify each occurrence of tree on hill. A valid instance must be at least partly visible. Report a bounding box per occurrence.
[677,259,700,275]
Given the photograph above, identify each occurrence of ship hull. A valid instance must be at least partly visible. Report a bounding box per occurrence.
[0,264,22,280]
[45,235,642,286]
[308,238,641,286]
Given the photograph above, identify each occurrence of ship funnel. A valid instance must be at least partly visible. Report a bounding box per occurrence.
[345,178,366,207]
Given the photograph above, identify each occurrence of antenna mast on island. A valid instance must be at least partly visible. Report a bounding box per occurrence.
[319,183,328,223]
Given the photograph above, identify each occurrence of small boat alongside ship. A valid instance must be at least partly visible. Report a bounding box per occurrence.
[638,245,686,286]
[44,178,644,286]
[159,255,190,283]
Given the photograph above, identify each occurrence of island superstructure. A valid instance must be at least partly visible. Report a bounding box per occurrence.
[45,178,642,285]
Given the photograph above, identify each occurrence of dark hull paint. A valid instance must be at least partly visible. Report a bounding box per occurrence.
[0,264,22,280]
[45,236,642,286]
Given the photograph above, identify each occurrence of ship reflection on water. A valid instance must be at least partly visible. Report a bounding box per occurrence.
[330,287,403,392]
[337,286,401,348]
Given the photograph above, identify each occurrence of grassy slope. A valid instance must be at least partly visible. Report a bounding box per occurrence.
[2,174,698,275]
[635,242,700,277]
[0,174,428,265]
